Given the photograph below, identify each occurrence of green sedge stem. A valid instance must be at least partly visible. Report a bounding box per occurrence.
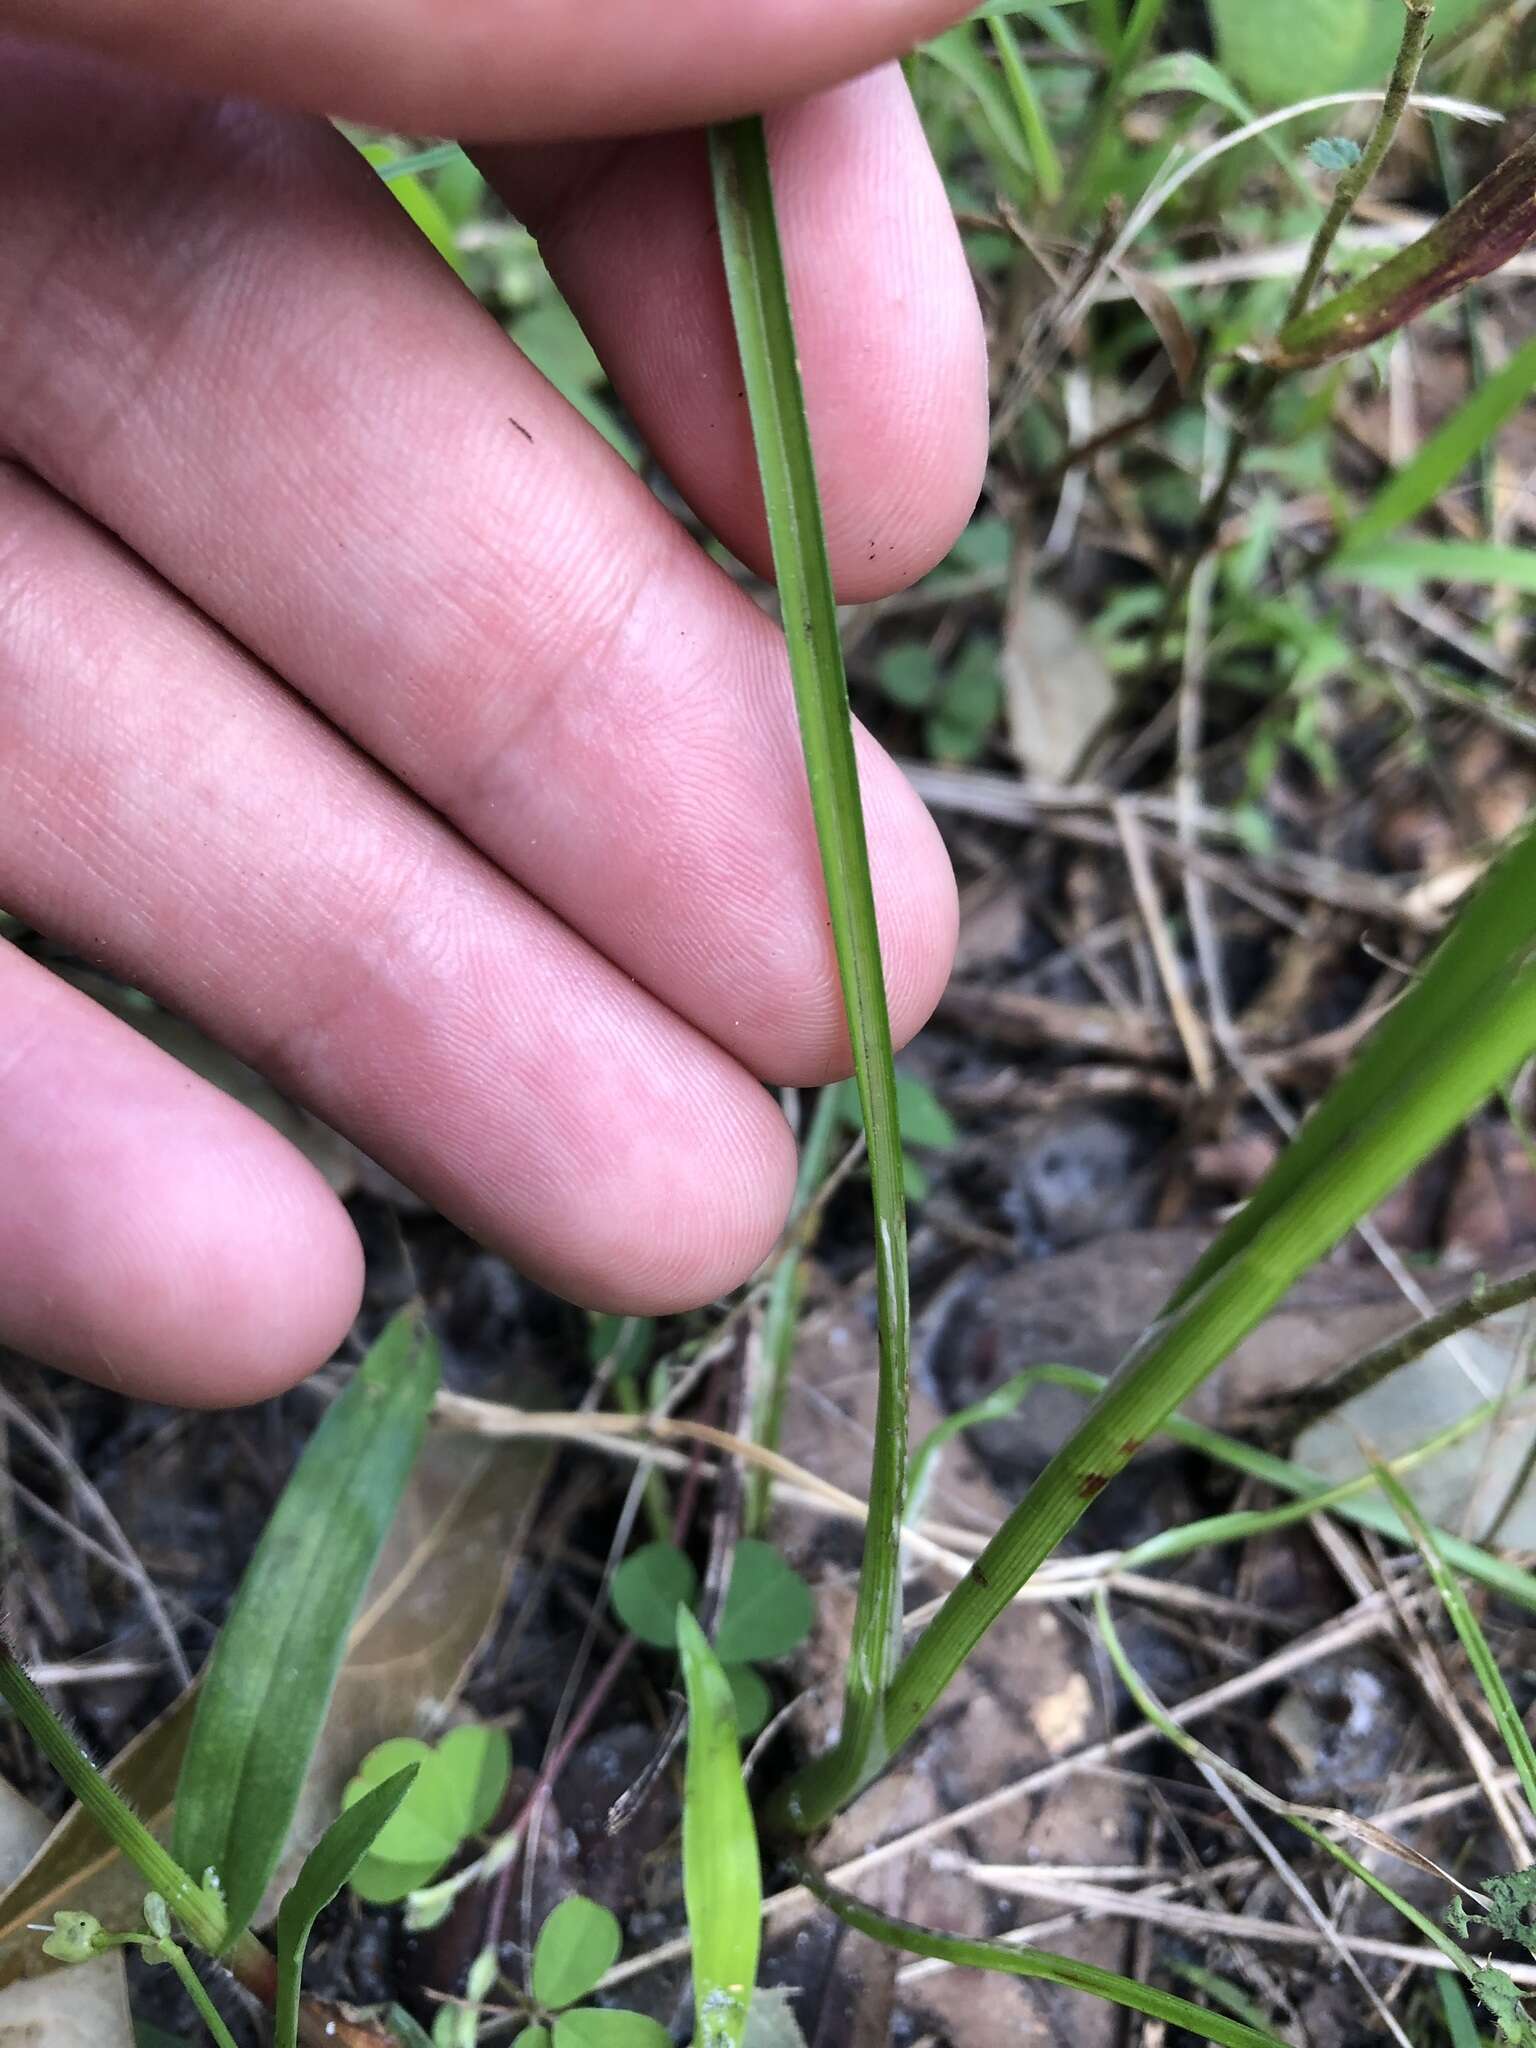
[709,116,911,1831]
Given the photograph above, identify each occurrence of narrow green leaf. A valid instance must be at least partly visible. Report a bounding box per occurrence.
[799,1862,1286,2048]
[677,1607,761,2048]
[713,1544,814,1666]
[868,825,1536,1785]
[274,1766,418,2048]
[710,118,909,1822]
[925,27,1046,191]
[1370,1458,1536,1816]
[988,16,1064,202]
[1334,538,1536,597]
[532,1897,622,2013]
[134,2025,190,2047]
[1438,1979,1483,2048]
[173,1306,441,1943]
[611,1543,698,1650]
[553,2012,673,2048]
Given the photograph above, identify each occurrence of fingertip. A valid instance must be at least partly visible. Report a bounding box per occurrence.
[515,1071,799,1316]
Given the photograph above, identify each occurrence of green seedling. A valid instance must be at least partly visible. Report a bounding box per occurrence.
[342,1724,511,1905]
[832,1070,959,1203]
[509,1895,669,2048]
[871,637,1001,765]
[0,1309,441,2046]
[610,1540,813,1738]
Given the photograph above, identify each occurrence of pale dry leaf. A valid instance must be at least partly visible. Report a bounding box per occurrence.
[1000,585,1116,785]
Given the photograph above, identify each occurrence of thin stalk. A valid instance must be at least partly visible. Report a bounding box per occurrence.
[0,1644,225,1955]
[745,1085,843,1537]
[1261,1263,1536,1438]
[1290,4,1437,317]
[710,118,911,1825]
[158,1940,243,2048]
[1093,1588,1482,1980]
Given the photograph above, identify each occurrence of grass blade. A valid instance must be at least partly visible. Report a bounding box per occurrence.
[868,825,1536,1786]
[798,1860,1288,2048]
[709,117,910,1829]
[1334,538,1536,596]
[274,1766,418,2048]
[1369,1457,1536,1817]
[1337,332,1536,555]
[988,16,1064,200]
[910,1360,1536,1612]
[173,1306,441,1942]
[677,1608,760,2048]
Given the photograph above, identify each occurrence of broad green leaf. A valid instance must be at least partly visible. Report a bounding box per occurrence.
[532,1897,623,2013]
[553,2013,673,2048]
[713,1544,815,1666]
[611,1543,699,1650]
[875,644,940,710]
[1309,136,1363,171]
[803,1864,1285,2048]
[275,1767,418,2048]
[710,115,909,1829]
[678,1608,760,2048]
[894,1075,959,1153]
[1208,0,1485,105]
[1339,334,1536,555]
[347,1848,449,1907]
[726,1665,773,1740]
[511,2030,553,2048]
[173,1307,441,1944]
[339,1726,512,1903]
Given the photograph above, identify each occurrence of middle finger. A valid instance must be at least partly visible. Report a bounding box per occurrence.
[0,53,960,1086]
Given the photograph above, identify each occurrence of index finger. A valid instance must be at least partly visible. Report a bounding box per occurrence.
[1,0,974,138]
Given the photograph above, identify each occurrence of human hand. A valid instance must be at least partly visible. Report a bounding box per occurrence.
[0,1,987,1403]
